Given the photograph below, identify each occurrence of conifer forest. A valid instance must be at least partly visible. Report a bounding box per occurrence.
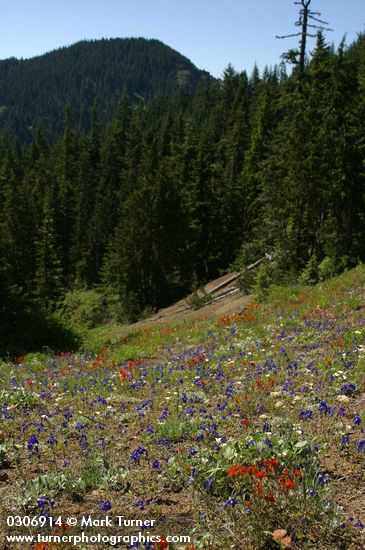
[0,11,364,355]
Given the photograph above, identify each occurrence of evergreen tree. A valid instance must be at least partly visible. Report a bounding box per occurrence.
[34,188,63,311]
[54,108,80,284]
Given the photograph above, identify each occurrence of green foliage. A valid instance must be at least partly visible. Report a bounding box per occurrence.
[67,459,129,493]
[154,419,199,442]
[60,289,108,329]
[0,387,42,410]
[318,256,338,281]
[186,287,211,310]
[299,255,319,286]
[0,288,78,358]
[16,473,68,511]
[253,263,272,302]
[33,189,63,310]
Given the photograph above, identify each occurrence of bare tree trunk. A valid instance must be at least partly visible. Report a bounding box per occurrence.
[299,1,311,77]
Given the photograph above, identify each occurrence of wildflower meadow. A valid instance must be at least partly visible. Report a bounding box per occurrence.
[1,267,365,549]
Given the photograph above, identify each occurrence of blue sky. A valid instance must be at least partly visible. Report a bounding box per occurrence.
[1,1,364,77]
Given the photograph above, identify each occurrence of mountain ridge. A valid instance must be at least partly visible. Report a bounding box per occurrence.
[0,37,211,141]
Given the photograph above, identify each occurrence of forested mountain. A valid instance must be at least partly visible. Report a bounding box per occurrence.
[0,37,210,142]
[0,31,364,356]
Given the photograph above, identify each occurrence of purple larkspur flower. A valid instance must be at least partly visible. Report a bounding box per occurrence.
[152,459,160,470]
[354,520,364,528]
[77,433,88,449]
[356,440,365,453]
[160,406,169,421]
[340,383,357,396]
[47,431,56,446]
[130,446,148,463]
[319,400,332,415]
[203,478,214,491]
[317,472,329,485]
[224,497,238,509]
[156,437,170,445]
[100,500,112,511]
[263,420,271,432]
[300,409,313,419]
[341,435,350,450]
[353,414,361,425]
[64,410,72,421]
[37,496,55,509]
[27,434,39,453]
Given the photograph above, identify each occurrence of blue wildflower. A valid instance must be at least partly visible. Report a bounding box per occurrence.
[224,497,238,509]
[263,420,271,432]
[160,406,169,421]
[27,434,39,453]
[37,495,55,509]
[340,383,357,396]
[100,500,112,511]
[203,478,214,491]
[47,431,56,446]
[317,473,329,485]
[319,400,332,415]
[130,446,148,463]
[354,520,364,528]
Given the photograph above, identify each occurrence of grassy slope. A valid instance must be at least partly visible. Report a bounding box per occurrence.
[0,267,365,549]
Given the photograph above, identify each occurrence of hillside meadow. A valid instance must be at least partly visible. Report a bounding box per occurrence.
[0,267,365,549]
